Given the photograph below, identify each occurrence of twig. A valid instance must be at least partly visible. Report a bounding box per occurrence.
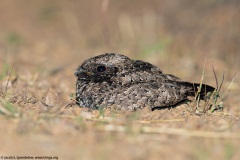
[221,73,236,102]
[141,127,240,139]
[218,70,226,92]
[5,64,14,93]
[195,58,206,112]
[103,125,240,139]
[212,65,218,90]
[134,119,185,124]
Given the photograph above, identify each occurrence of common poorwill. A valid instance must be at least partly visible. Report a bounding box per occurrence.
[75,53,215,111]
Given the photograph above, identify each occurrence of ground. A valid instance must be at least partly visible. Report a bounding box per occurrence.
[0,1,240,160]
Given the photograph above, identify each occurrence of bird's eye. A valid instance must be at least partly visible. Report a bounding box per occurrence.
[96,65,107,72]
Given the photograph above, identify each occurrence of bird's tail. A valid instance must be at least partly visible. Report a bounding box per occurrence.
[179,82,215,99]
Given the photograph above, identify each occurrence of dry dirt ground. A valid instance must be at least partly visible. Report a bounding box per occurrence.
[0,1,240,160]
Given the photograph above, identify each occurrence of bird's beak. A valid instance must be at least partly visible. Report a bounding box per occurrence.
[75,66,85,77]
[75,66,93,78]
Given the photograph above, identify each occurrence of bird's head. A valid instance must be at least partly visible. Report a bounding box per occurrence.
[75,53,132,82]
[75,53,162,84]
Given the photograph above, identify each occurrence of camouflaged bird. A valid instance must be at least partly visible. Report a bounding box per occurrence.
[75,53,215,111]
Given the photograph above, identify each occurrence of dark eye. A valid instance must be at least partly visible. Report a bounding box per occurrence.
[114,67,118,73]
[97,65,107,72]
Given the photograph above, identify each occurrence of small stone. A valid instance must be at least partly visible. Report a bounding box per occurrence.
[43,88,59,107]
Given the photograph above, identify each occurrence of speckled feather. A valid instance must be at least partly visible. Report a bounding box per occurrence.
[75,53,215,111]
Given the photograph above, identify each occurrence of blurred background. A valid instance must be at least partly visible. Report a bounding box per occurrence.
[0,0,239,91]
[0,0,240,73]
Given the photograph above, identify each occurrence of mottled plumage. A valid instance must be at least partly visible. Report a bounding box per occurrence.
[75,53,215,111]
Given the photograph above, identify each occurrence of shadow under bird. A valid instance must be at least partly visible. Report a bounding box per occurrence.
[75,53,215,111]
